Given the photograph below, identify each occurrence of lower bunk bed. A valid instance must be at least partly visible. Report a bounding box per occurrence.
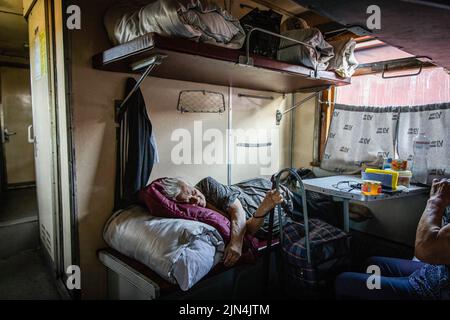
[100,204,281,300]
[100,170,357,300]
[99,248,280,300]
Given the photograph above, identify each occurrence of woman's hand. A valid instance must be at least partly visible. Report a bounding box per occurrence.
[223,240,243,267]
[260,190,284,212]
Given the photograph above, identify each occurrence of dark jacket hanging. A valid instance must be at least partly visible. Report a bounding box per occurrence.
[117,77,155,206]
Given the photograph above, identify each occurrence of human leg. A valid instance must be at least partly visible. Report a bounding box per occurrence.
[335,271,418,300]
[364,256,426,277]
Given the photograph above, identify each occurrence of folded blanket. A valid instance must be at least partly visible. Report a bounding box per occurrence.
[104,0,245,49]
[277,28,335,71]
[103,205,225,291]
[327,38,359,78]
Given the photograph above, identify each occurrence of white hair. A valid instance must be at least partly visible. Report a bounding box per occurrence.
[160,177,191,200]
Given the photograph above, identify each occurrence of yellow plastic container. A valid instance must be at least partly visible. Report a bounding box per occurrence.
[362,180,382,195]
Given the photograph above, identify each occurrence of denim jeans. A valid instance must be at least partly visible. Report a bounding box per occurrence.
[335,256,424,300]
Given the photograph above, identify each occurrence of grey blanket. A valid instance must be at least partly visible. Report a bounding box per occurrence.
[196,177,293,239]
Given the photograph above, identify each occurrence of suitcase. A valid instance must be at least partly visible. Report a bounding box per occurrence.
[263,169,350,296]
[282,218,350,289]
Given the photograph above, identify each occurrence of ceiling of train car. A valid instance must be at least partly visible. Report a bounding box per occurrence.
[292,0,450,70]
[251,0,307,15]
[0,0,28,59]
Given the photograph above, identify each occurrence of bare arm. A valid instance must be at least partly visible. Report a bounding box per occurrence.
[246,190,284,236]
[220,191,284,267]
[415,179,450,265]
[222,199,247,267]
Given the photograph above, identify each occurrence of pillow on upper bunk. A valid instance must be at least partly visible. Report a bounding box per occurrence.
[139,178,231,243]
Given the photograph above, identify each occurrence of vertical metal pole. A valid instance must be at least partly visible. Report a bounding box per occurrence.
[312,92,321,165]
[302,188,312,264]
[289,93,295,168]
[263,208,275,295]
[343,199,350,233]
[227,86,233,186]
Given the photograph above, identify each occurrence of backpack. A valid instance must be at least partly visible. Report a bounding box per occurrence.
[239,8,282,59]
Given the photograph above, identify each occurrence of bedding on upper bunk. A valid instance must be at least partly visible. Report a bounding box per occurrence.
[327,38,359,78]
[277,17,358,77]
[277,28,334,71]
[104,0,245,49]
[103,205,225,291]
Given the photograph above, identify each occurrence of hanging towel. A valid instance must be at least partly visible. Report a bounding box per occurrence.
[118,78,157,204]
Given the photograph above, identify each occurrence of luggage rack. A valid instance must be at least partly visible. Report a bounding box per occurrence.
[93,28,351,115]
[96,28,351,208]
[239,27,320,79]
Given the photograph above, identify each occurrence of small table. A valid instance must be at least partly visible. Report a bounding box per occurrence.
[302,175,429,233]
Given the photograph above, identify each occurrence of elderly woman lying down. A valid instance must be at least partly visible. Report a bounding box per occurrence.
[160,176,289,267]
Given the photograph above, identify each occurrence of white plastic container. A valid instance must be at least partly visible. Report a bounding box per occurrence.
[412,133,430,184]
[397,170,413,188]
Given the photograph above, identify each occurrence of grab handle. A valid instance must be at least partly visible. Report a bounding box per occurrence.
[27,125,35,143]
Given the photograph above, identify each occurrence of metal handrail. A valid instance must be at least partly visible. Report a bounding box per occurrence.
[282,91,320,115]
[244,27,319,76]
[262,168,312,294]
[357,55,433,79]
[272,168,311,264]
[117,54,166,118]
[382,63,423,79]
[276,91,320,125]
[381,56,432,79]
[237,93,274,100]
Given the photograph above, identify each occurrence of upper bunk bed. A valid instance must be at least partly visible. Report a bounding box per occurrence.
[92,32,351,94]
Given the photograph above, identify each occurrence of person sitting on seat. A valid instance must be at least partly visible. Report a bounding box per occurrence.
[160,177,286,267]
[335,178,450,300]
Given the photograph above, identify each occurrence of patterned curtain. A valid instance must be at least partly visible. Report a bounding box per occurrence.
[321,103,449,182]
[321,104,398,174]
[397,103,450,182]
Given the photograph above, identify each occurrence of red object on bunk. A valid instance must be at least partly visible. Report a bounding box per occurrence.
[139,178,258,253]
[139,178,231,242]
[139,178,260,263]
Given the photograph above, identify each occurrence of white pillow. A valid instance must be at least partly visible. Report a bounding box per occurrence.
[103,205,225,291]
